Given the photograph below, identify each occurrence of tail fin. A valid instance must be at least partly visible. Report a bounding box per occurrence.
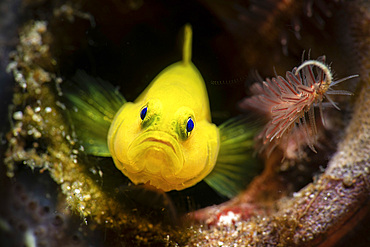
[63,71,126,156]
[204,117,263,198]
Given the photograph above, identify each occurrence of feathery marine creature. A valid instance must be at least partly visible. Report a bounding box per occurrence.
[64,25,261,198]
[240,55,358,156]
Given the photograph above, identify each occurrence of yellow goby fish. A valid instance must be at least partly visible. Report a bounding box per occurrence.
[108,26,219,191]
[65,25,261,198]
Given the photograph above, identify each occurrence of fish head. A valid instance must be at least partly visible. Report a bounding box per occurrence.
[107,97,220,192]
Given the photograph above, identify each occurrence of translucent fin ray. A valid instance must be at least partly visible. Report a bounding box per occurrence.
[63,70,126,156]
[204,117,262,198]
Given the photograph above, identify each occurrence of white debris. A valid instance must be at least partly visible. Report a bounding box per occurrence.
[217,211,241,227]
[13,111,23,120]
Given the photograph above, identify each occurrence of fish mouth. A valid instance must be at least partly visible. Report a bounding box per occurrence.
[143,137,176,154]
[126,131,184,178]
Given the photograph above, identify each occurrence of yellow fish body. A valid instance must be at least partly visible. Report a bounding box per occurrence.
[107,26,219,191]
[65,25,261,198]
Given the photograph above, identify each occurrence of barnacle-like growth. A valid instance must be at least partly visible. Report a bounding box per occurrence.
[240,56,358,156]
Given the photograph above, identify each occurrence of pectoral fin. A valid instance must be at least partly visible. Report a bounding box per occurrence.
[63,70,126,156]
[204,117,263,198]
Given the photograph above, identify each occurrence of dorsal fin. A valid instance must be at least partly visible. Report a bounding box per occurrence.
[182,24,192,65]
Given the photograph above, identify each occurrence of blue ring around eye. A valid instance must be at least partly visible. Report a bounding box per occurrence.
[186,117,194,133]
[140,106,147,120]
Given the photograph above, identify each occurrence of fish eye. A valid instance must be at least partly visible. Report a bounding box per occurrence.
[186,117,194,133]
[140,106,147,120]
